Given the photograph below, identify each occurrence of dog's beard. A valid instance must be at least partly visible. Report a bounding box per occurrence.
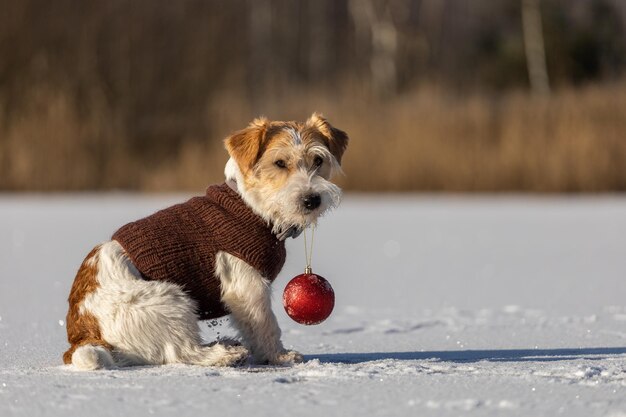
[250,173,342,234]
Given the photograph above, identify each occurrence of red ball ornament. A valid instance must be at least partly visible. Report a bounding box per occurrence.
[283,271,335,325]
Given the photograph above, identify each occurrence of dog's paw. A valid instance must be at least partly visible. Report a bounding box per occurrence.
[225,344,250,366]
[209,344,249,367]
[270,349,304,365]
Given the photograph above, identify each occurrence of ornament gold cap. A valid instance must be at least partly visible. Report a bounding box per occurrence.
[304,265,312,274]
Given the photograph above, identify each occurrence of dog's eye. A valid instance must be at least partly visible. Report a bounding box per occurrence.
[313,156,323,167]
[274,160,287,169]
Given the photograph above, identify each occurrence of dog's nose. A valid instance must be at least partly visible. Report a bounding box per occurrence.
[302,193,321,210]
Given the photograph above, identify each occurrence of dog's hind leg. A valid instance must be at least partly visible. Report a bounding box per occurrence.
[64,244,121,370]
[78,241,248,368]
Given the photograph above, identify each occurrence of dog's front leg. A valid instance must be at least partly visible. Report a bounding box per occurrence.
[216,251,303,365]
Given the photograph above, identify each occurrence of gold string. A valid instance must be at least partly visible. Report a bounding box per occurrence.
[303,224,316,273]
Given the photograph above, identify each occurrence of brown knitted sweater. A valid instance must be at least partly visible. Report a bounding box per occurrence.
[112,183,286,320]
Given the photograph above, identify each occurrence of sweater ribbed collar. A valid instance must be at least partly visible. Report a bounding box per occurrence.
[217,180,301,241]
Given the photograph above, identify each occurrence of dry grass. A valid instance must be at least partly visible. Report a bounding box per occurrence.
[1,81,626,192]
[338,82,626,192]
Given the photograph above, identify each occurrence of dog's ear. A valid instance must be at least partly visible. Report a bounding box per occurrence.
[306,113,349,164]
[224,117,270,173]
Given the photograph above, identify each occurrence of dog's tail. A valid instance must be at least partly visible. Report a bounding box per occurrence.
[65,344,115,370]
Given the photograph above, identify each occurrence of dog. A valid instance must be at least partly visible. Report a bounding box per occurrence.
[63,113,348,370]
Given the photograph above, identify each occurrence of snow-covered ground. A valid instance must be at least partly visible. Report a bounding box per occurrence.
[0,194,625,417]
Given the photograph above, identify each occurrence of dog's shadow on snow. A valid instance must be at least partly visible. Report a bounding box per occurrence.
[307,347,626,364]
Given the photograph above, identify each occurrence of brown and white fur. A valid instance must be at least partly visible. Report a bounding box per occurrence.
[63,113,348,370]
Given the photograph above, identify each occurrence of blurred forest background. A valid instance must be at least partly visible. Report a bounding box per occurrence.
[1,0,625,192]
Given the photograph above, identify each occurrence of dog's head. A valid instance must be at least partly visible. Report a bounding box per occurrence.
[224,113,348,235]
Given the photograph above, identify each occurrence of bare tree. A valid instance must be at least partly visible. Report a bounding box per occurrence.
[349,0,398,97]
[308,1,331,83]
[248,0,272,107]
[522,0,550,95]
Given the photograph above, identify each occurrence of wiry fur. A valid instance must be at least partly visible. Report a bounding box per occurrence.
[64,113,347,370]
[216,251,303,364]
[71,241,247,370]
[224,114,346,234]
[225,154,341,235]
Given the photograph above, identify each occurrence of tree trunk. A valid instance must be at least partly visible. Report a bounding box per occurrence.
[522,0,550,95]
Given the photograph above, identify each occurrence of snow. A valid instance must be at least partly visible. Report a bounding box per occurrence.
[0,194,625,417]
